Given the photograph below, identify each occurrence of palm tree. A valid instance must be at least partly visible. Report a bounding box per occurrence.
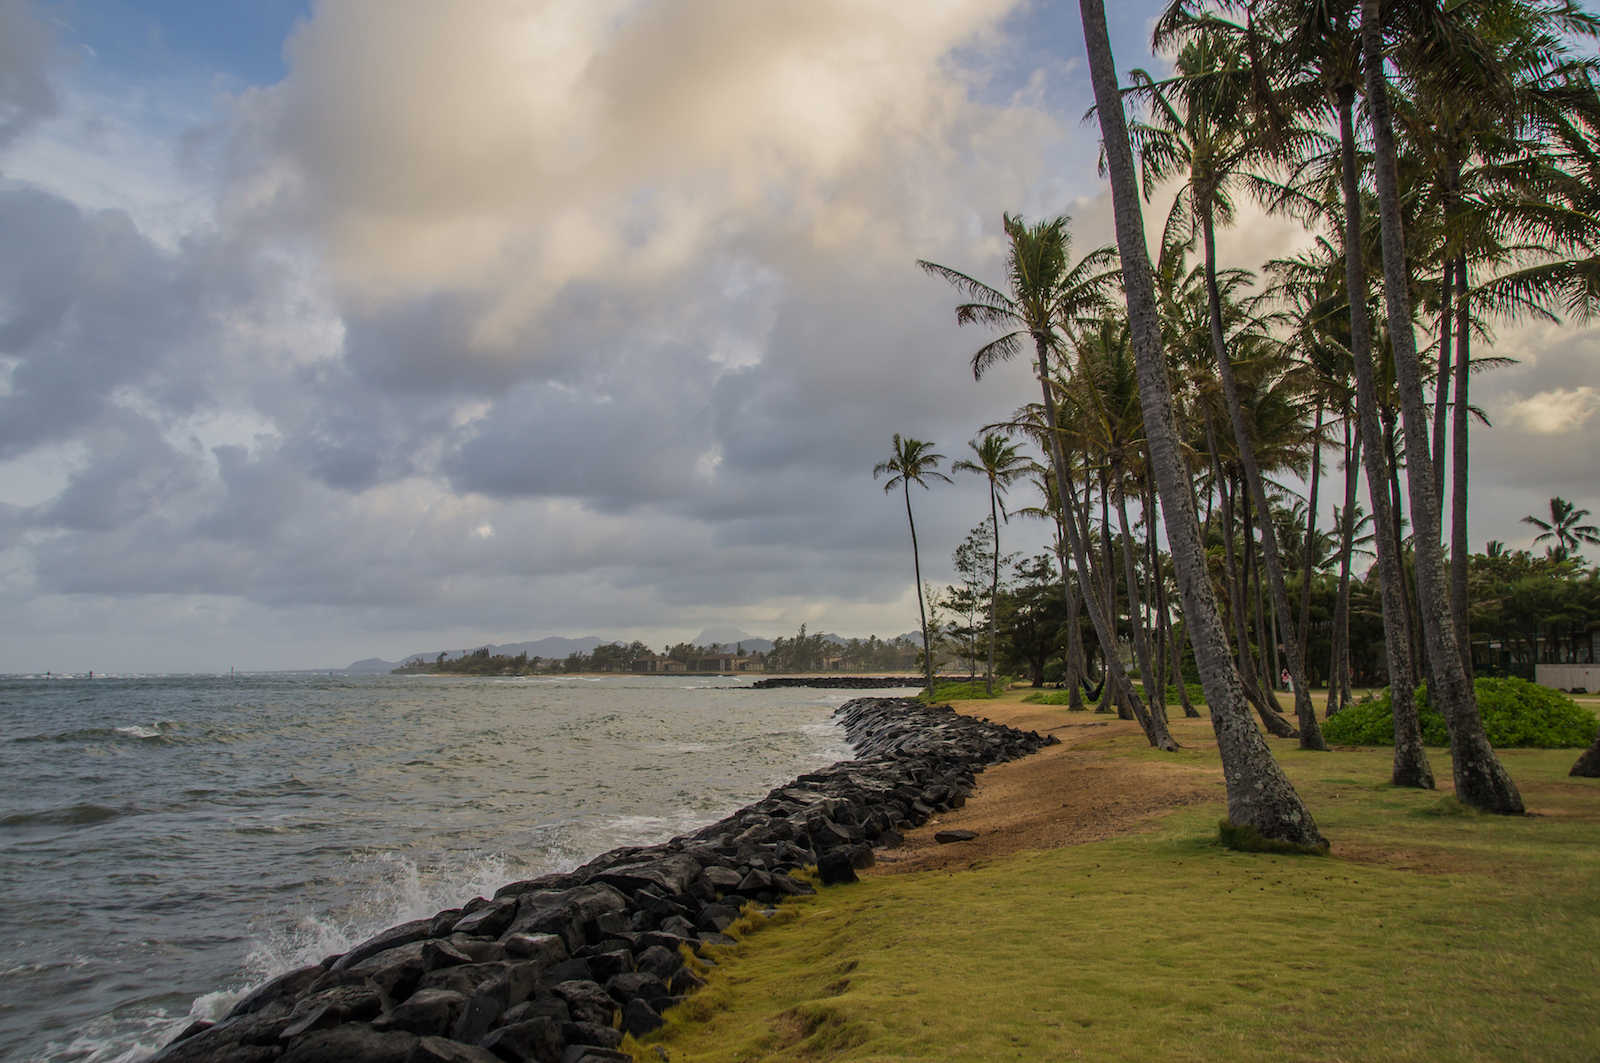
[1130,27,1329,752]
[874,434,951,698]
[1076,0,1324,845]
[1523,497,1600,561]
[953,434,1033,694]
[1361,0,1524,813]
[919,218,1187,751]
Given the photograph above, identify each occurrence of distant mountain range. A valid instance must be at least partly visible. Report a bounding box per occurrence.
[342,627,889,672]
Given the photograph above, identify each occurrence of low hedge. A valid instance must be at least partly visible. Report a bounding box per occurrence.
[1321,677,1598,748]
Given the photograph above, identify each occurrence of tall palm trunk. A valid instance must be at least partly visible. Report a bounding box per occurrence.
[1035,339,1174,749]
[1337,86,1434,788]
[1148,471,1199,717]
[904,480,934,698]
[1432,254,1455,502]
[986,481,1002,695]
[1079,0,1322,844]
[1328,416,1362,716]
[1451,253,1473,677]
[1114,452,1173,741]
[1200,197,1324,744]
[1361,0,1521,813]
[1298,403,1324,670]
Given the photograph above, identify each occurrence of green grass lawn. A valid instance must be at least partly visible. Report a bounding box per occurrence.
[629,738,1600,1063]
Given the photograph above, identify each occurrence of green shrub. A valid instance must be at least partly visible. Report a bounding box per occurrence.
[1321,677,1598,748]
[921,677,1014,702]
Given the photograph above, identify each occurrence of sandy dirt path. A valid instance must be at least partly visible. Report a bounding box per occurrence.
[868,698,1225,875]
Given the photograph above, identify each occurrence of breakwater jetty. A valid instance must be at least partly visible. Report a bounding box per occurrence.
[152,698,1049,1063]
[748,676,924,689]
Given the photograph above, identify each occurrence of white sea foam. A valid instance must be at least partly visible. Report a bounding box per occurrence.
[112,725,163,740]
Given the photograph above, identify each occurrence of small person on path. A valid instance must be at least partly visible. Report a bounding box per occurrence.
[1281,668,1292,692]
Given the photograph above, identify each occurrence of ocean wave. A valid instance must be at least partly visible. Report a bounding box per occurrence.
[237,847,539,994]
[1,804,126,828]
[10,722,179,744]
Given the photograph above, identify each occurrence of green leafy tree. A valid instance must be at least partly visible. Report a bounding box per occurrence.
[953,434,1034,693]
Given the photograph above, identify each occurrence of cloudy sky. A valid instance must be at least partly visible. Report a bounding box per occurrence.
[0,0,1595,673]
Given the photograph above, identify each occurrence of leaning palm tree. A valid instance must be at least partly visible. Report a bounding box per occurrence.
[953,434,1033,694]
[874,434,951,698]
[1361,0,1523,813]
[1074,0,1325,845]
[1523,497,1600,561]
[1128,28,1328,752]
[920,218,1180,752]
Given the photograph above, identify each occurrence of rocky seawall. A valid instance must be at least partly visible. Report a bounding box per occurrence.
[748,676,925,689]
[151,698,1049,1063]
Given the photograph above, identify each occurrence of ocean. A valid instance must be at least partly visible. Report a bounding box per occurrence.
[0,672,896,1062]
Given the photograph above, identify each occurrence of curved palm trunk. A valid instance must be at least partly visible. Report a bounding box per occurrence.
[904,480,934,699]
[1037,343,1172,749]
[1201,210,1327,750]
[1362,0,1521,813]
[1338,87,1434,789]
[1079,0,1321,843]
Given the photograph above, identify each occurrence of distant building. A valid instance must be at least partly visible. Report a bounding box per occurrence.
[633,655,687,673]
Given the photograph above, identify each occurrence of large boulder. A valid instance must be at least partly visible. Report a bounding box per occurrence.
[548,981,617,1027]
[478,1016,563,1063]
[279,1025,419,1063]
[371,989,469,1037]
[333,921,436,972]
[591,853,703,898]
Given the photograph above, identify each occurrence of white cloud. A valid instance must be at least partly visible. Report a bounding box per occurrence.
[1496,386,1600,435]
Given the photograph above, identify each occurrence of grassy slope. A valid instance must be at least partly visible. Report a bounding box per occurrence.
[631,697,1600,1063]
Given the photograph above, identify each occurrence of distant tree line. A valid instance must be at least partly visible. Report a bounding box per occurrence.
[390,630,920,675]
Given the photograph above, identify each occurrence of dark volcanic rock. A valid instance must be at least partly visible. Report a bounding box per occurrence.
[549,981,617,1027]
[816,850,857,885]
[279,1025,418,1063]
[405,1035,503,1063]
[502,934,567,970]
[334,921,435,972]
[559,1022,622,1050]
[620,998,665,1038]
[632,946,681,982]
[153,1011,295,1062]
[478,1016,563,1063]
[934,829,979,844]
[224,966,326,1020]
[452,899,518,938]
[603,972,668,1007]
[450,990,503,1044]
[372,989,468,1037]
[536,958,592,987]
